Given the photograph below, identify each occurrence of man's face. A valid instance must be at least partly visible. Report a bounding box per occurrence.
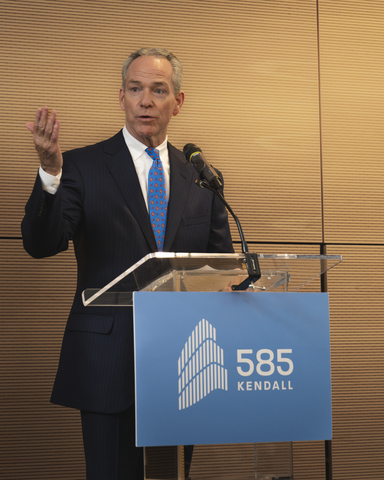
[119,55,184,148]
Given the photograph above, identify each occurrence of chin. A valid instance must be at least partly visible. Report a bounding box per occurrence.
[139,130,157,140]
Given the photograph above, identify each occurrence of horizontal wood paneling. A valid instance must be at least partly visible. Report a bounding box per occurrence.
[319,1,384,243]
[325,245,384,479]
[1,0,321,244]
[0,240,83,479]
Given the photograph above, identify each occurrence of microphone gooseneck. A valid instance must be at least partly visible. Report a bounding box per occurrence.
[183,143,261,290]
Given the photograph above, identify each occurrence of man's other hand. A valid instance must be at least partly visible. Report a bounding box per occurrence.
[26,107,63,176]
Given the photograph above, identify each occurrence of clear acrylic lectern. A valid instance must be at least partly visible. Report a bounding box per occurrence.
[82,252,342,307]
[82,252,342,480]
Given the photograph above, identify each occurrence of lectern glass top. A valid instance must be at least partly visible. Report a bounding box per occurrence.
[82,252,342,307]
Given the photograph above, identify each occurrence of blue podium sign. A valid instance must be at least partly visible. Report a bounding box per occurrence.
[133,292,332,446]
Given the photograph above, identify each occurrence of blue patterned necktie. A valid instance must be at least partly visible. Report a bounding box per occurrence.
[146,147,168,251]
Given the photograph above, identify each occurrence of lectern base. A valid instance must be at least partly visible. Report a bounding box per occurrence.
[144,443,292,480]
[256,477,291,480]
[255,442,293,480]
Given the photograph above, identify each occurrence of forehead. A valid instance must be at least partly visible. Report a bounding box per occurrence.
[126,56,174,86]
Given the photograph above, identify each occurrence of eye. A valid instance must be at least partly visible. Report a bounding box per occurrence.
[155,88,165,94]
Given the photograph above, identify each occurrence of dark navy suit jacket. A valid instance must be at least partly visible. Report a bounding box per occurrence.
[22,130,233,413]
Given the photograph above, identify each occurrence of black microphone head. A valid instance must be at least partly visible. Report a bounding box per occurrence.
[183,143,202,162]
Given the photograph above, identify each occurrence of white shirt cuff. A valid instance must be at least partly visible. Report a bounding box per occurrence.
[39,166,62,194]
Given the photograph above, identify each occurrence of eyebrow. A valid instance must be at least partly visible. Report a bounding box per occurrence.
[127,79,168,87]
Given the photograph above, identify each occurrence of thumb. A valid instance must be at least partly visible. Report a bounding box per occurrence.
[25,122,35,134]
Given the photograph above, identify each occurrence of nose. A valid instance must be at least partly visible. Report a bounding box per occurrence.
[140,89,153,108]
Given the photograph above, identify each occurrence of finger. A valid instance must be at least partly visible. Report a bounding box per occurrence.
[37,107,49,134]
[44,109,57,140]
[50,118,60,143]
[33,108,43,135]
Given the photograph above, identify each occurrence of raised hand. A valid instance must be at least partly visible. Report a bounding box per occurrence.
[26,107,63,175]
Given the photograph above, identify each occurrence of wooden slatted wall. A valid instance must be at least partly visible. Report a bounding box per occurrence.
[1,0,322,243]
[1,0,384,479]
[0,242,81,479]
[320,1,384,245]
[325,246,384,480]
[320,1,384,478]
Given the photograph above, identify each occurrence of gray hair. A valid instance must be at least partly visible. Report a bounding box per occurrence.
[121,47,183,94]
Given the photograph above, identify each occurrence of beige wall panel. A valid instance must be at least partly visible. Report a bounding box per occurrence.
[325,245,384,479]
[0,240,84,479]
[319,1,384,243]
[1,0,322,244]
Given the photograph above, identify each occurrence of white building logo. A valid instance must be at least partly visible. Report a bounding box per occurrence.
[178,318,228,410]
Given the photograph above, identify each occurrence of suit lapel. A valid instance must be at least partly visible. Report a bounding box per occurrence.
[164,143,193,251]
[102,132,192,252]
[103,131,157,251]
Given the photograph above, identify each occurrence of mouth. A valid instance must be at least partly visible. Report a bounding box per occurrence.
[138,115,155,121]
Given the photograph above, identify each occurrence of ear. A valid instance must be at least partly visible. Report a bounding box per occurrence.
[119,88,126,111]
[172,91,185,116]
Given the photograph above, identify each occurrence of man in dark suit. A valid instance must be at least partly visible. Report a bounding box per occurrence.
[22,47,233,480]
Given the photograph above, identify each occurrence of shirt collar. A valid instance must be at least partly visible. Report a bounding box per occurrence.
[122,125,168,160]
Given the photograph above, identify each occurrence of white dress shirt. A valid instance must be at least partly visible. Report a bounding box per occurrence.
[121,126,170,210]
[39,126,171,211]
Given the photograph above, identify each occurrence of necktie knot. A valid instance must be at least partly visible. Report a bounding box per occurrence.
[146,147,160,163]
[146,148,167,251]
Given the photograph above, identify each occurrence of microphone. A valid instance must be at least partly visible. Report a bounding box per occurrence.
[183,143,223,190]
[183,144,260,290]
